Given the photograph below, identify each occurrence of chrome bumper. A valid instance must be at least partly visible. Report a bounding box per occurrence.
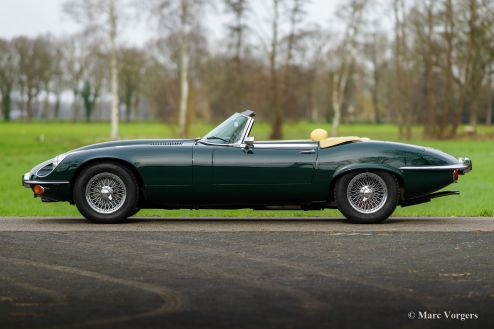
[22,172,69,188]
[22,172,31,188]
[458,157,472,174]
[400,157,472,173]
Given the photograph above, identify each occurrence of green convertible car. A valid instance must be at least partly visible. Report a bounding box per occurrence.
[22,110,472,224]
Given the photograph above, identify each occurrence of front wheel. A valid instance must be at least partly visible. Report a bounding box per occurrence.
[335,171,399,224]
[74,163,139,224]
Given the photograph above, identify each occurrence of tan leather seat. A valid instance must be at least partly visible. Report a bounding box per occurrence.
[309,129,369,148]
[319,136,370,148]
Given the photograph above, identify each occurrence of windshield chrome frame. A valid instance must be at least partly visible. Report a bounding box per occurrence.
[199,113,254,148]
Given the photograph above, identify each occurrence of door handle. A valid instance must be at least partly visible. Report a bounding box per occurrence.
[299,149,316,154]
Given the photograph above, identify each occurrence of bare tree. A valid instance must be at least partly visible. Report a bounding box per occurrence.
[61,36,87,121]
[299,29,328,122]
[391,0,414,139]
[268,0,282,139]
[410,0,437,137]
[362,30,387,125]
[145,0,208,137]
[63,0,124,139]
[224,0,250,110]
[37,37,54,119]
[50,40,65,119]
[486,66,493,125]
[12,37,50,120]
[453,0,494,134]
[225,0,249,68]
[81,47,105,122]
[272,0,309,139]
[119,47,146,121]
[330,0,368,137]
[412,0,494,137]
[109,0,119,137]
[0,39,17,121]
[177,1,191,138]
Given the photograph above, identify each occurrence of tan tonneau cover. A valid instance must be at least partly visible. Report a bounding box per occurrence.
[319,136,370,148]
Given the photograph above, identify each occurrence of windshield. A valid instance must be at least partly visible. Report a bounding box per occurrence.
[202,113,249,144]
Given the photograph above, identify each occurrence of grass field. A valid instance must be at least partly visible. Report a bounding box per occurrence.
[0,121,493,218]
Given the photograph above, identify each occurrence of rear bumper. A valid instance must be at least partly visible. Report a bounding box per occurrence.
[458,157,472,174]
[400,157,472,174]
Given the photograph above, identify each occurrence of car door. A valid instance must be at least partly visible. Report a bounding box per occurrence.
[209,142,318,203]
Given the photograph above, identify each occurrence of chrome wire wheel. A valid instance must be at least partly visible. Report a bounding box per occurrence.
[346,172,388,214]
[85,172,127,214]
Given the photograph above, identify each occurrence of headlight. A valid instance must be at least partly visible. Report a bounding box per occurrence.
[53,153,67,168]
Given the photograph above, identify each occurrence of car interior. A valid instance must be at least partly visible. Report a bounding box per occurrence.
[309,128,370,148]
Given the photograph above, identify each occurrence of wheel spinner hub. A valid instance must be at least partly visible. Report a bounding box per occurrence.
[100,186,113,200]
[359,185,374,201]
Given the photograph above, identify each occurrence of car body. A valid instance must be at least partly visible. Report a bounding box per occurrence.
[22,110,472,223]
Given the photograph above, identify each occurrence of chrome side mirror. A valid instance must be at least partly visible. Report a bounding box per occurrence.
[244,136,255,149]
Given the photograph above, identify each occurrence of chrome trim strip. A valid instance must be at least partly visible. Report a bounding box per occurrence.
[237,116,254,146]
[254,143,318,149]
[400,164,468,170]
[24,180,70,185]
[458,157,472,173]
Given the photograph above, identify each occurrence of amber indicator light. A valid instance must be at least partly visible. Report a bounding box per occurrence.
[33,185,45,195]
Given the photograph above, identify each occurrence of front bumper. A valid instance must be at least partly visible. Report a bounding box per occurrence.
[22,172,70,188]
[22,172,71,202]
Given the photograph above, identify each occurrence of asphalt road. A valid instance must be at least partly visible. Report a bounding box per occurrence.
[0,217,493,329]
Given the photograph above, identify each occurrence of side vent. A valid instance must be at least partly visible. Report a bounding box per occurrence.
[149,141,183,146]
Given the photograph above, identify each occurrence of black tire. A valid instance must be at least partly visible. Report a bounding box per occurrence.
[130,208,140,217]
[73,162,139,224]
[335,170,399,224]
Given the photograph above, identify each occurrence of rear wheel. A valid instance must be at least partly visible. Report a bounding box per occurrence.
[335,171,399,224]
[74,163,139,224]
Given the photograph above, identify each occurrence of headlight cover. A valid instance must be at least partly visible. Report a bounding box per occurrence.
[53,153,67,168]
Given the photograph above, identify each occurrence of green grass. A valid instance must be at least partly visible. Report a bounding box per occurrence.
[0,121,493,217]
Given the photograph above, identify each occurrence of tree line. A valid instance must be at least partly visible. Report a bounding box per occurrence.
[0,0,493,139]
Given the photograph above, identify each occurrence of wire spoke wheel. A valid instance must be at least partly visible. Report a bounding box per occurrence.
[346,172,388,214]
[85,172,127,214]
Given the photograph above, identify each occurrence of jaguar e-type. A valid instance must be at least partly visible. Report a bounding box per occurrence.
[22,110,472,223]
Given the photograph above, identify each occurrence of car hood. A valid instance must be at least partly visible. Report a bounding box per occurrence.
[71,139,196,152]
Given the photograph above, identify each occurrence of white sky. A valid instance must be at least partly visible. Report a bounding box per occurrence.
[0,0,342,45]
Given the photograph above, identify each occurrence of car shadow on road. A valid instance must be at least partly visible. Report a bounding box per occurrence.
[126,216,460,224]
[5,216,473,226]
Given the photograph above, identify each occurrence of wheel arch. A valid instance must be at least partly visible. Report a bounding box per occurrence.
[69,157,145,204]
[328,164,405,201]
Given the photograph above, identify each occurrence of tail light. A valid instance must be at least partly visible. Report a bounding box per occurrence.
[453,169,459,183]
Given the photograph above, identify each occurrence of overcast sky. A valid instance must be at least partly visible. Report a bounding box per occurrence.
[0,0,343,45]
